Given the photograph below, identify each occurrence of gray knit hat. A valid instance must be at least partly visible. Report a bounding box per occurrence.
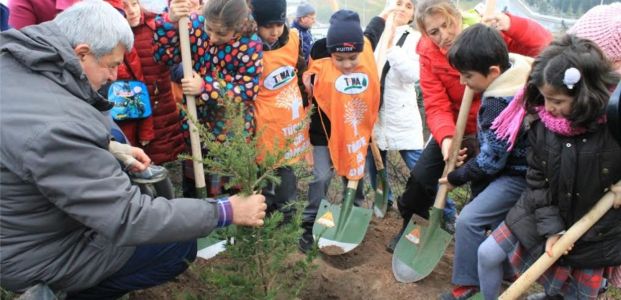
[296,3,316,18]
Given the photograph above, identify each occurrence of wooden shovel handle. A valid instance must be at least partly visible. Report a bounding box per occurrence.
[499,180,621,300]
[179,17,207,195]
[370,141,385,171]
[432,87,475,209]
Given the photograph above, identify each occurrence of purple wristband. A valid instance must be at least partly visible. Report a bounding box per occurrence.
[216,197,233,227]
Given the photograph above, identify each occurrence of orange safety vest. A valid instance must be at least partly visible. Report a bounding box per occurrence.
[255,29,310,163]
[305,38,380,180]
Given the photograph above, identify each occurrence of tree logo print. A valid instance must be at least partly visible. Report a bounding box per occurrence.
[275,84,303,120]
[335,73,370,95]
[345,98,368,136]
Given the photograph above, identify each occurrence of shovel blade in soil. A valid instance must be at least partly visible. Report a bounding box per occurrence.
[392,208,452,282]
[313,199,373,255]
[196,235,227,260]
[373,169,389,218]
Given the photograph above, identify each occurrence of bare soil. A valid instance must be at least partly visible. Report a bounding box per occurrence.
[129,208,455,300]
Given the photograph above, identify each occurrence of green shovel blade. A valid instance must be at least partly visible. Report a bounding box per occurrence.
[312,197,373,255]
[373,169,389,218]
[392,208,452,282]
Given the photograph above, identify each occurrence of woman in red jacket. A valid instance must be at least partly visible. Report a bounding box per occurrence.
[123,0,185,165]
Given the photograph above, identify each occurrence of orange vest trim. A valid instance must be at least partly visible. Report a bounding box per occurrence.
[255,29,310,163]
[305,38,380,180]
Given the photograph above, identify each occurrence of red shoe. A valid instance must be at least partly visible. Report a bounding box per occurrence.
[439,286,479,300]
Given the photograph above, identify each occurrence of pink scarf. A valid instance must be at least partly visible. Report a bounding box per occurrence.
[536,107,607,136]
[491,87,527,151]
[492,88,609,145]
[536,107,587,136]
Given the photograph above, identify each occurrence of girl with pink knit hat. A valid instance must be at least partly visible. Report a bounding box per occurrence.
[567,2,621,74]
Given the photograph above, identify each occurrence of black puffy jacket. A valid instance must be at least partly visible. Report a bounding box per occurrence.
[505,119,621,268]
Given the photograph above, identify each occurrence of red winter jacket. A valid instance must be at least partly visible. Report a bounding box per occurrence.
[132,11,185,164]
[8,0,77,29]
[417,13,552,144]
[117,47,156,146]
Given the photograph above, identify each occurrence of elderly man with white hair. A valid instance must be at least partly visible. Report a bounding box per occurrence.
[0,1,266,298]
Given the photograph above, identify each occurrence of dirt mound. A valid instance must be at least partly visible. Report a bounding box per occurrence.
[298,210,453,300]
[129,209,454,300]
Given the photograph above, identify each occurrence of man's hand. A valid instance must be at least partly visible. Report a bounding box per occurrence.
[229,194,267,227]
[181,71,203,96]
[128,146,151,172]
[612,184,621,209]
[168,0,193,23]
[109,141,151,172]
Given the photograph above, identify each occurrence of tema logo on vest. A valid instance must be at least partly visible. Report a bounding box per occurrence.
[264,66,296,91]
[335,73,369,95]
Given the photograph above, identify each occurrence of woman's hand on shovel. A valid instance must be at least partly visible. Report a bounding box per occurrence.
[440,137,468,166]
[482,13,511,31]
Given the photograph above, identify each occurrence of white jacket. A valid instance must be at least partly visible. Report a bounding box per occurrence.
[373,25,424,150]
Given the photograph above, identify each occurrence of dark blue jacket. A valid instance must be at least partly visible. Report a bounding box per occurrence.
[291,19,313,61]
[1,4,10,32]
[447,54,533,186]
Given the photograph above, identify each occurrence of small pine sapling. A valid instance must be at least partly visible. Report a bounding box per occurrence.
[183,79,317,299]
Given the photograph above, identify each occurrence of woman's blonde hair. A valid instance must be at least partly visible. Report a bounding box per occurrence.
[415,0,461,35]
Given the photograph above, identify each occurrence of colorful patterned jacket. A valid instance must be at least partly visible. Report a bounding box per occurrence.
[154,13,263,142]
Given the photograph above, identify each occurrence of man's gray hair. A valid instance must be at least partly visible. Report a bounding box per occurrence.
[53,0,134,58]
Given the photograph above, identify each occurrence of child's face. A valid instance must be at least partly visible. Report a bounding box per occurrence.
[458,67,500,93]
[258,23,285,45]
[539,84,573,118]
[205,21,237,46]
[331,52,361,75]
[299,13,316,28]
[393,0,415,26]
[123,0,141,27]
